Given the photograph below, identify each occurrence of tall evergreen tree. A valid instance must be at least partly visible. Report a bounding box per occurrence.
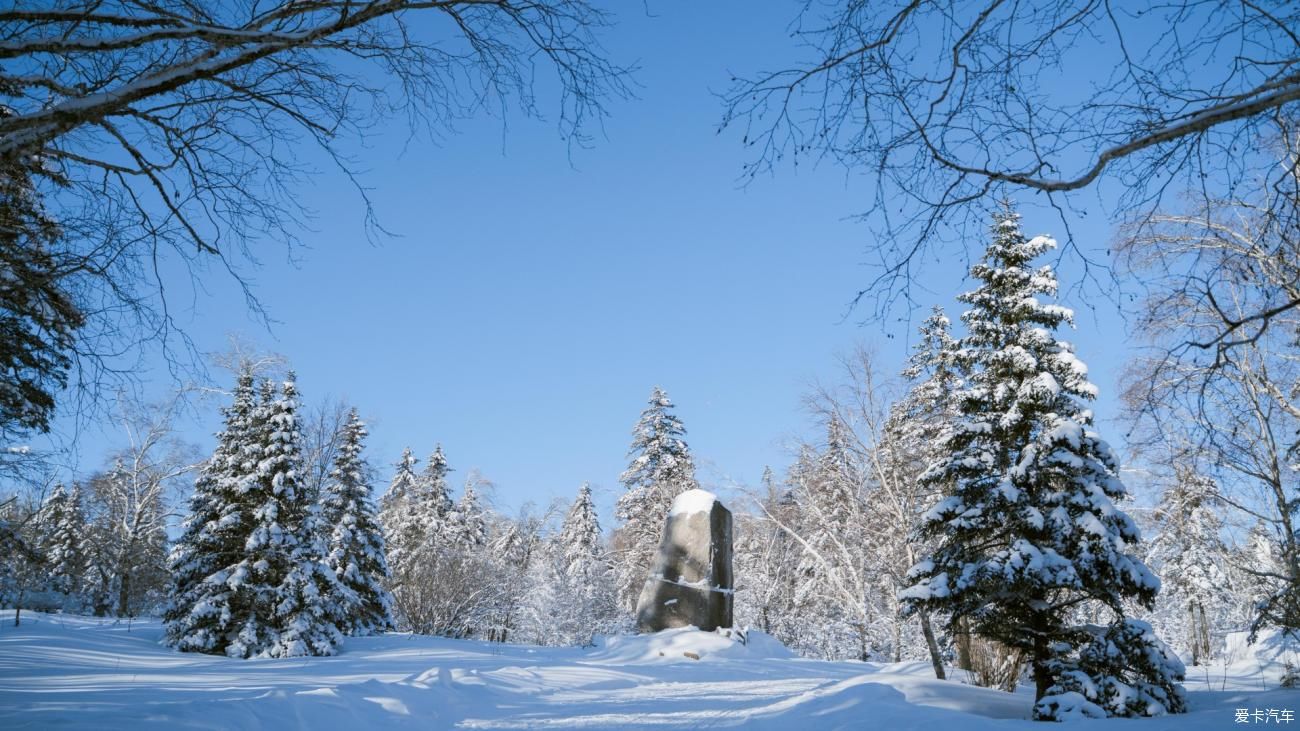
[380,444,480,635]
[164,367,258,650]
[421,445,455,531]
[565,483,617,641]
[40,482,88,602]
[221,376,288,657]
[380,447,418,511]
[262,376,347,657]
[557,483,604,583]
[614,387,698,610]
[453,479,488,550]
[165,372,344,658]
[321,409,394,636]
[890,307,959,447]
[400,444,456,562]
[900,208,1182,719]
[526,483,617,646]
[378,447,421,577]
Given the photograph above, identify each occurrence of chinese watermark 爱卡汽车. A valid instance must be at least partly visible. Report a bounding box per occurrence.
[1236,708,1295,724]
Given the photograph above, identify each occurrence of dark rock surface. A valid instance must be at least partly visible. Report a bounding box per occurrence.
[634,489,734,632]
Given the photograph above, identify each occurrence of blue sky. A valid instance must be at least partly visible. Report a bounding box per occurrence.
[55,2,1137,521]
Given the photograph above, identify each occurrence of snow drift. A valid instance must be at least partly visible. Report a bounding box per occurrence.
[0,612,1294,730]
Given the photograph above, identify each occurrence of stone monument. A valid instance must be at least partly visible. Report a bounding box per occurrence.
[634,488,734,632]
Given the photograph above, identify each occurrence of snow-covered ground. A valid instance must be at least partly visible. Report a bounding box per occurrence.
[0,612,1293,730]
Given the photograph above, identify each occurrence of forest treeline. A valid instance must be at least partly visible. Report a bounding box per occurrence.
[5,206,1295,720]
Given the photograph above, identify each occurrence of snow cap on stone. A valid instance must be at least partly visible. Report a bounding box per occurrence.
[668,488,716,517]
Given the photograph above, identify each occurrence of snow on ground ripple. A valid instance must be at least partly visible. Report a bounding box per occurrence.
[0,612,1292,730]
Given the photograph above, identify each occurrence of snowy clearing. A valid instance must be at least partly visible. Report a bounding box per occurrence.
[1,612,1294,730]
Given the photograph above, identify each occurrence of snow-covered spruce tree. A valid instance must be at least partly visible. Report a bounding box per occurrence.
[614,387,698,611]
[398,445,456,563]
[510,485,617,647]
[453,477,488,550]
[164,367,259,650]
[420,445,455,535]
[900,207,1183,719]
[378,447,421,578]
[553,483,618,645]
[1034,618,1187,720]
[40,482,89,607]
[321,408,394,636]
[1145,468,1237,666]
[382,445,490,636]
[379,444,447,632]
[166,372,345,657]
[886,307,960,459]
[380,444,459,623]
[256,376,348,657]
[558,484,603,583]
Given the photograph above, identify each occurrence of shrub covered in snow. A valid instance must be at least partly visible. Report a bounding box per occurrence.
[1035,619,1187,720]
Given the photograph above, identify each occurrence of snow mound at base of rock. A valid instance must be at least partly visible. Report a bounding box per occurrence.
[587,626,794,664]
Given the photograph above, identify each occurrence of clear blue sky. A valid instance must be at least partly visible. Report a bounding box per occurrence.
[55,2,1137,522]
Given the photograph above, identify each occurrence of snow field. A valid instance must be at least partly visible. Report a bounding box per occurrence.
[1,612,1294,730]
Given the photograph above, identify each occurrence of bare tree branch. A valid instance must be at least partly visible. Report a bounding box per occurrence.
[722,1,1300,322]
[0,0,628,450]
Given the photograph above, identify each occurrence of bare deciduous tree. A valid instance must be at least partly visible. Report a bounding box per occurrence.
[745,347,946,672]
[300,396,359,499]
[733,471,801,641]
[1118,120,1300,367]
[0,492,47,626]
[0,1,627,435]
[85,390,198,616]
[1122,194,1300,637]
[722,2,1300,320]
